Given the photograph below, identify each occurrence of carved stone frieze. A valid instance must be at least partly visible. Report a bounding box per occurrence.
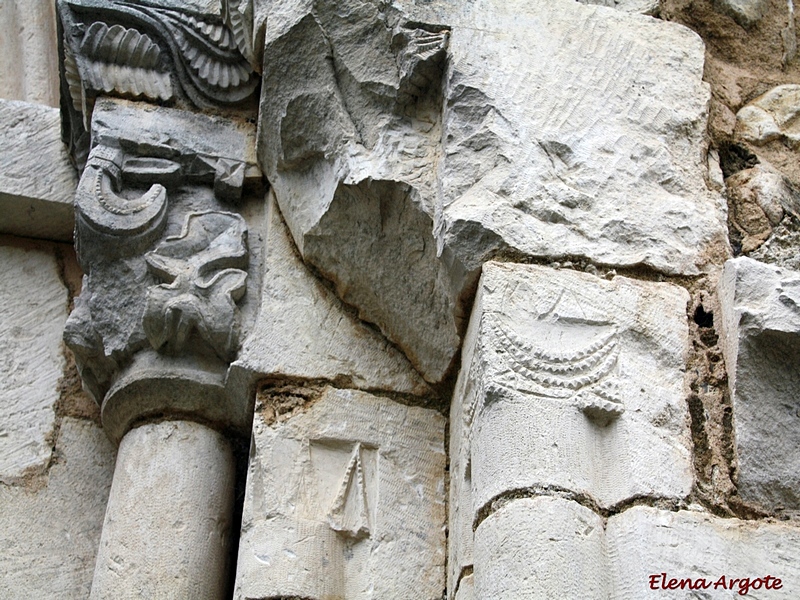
[58,0,259,166]
[63,98,261,441]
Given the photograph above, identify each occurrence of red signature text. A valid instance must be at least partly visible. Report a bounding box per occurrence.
[648,573,783,596]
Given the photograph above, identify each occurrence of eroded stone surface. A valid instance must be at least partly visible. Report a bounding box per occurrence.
[0,100,77,241]
[0,418,115,599]
[453,263,692,518]
[736,85,800,148]
[0,1,60,107]
[607,506,800,598]
[231,192,432,397]
[440,1,725,278]
[718,257,800,512]
[91,421,234,600]
[0,244,67,482]
[474,497,607,599]
[257,0,725,384]
[235,386,446,600]
[577,0,660,14]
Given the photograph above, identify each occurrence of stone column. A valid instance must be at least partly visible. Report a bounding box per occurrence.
[90,421,234,600]
[59,95,260,596]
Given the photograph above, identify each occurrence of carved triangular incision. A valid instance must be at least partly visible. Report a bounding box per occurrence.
[327,443,371,539]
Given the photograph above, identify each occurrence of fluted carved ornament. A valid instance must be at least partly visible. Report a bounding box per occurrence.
[58,0,259,166]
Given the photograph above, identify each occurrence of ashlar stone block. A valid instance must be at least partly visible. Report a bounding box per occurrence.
[0,418,116,599]
[0,100,77,241]
[454,263,692,518]
[718,257,800,512]
[230,191,432,398]
[0,243,68,481]
[474,497,608,600]
[607,506,800,598]
[235,386,446,600]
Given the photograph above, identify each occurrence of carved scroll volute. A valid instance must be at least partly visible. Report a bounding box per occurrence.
[75,144,168,261]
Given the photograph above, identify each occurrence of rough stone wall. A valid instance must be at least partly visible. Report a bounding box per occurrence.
[1,0,800,598]
[0,236,115,599]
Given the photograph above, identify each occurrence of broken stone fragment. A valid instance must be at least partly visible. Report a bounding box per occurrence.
[230,192,433,398]
[736,84,800,148]
[718,257,800,512]
[712,0,769,29]
[257,0,726,384]
[726,162,800,252]
[235,386,446,600]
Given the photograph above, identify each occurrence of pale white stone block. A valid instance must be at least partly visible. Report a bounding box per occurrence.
[90,420,235,600]
[458,263,693,516]
[474,497,608,599]
[235,386,446,600]
[0,0,60,107]
[0,244,67,481]
[607,506,800,598]
[0,418,115,599]
[736,85,800,148]
[231,192,431,397]
[439,0,726,277]
[0,100,77,241]
[718,257,800,511]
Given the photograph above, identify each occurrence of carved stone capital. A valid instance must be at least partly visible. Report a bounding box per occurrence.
[64,98,261,442]
[58,0,260,167]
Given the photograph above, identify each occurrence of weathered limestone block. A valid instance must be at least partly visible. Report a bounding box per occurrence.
[0,100,77,241]
[63,98,263,442]
[736,85,800,148]
[256,0,725,384]
[0,244,67,482]
[454,262,692,517]
[230,192,432,397]
[607,506,800,598]
[0,418,116,599]
[440,0,725,278]
[577,0,659,14]
[712,0,769,29]
[718,257,800,512]
[90,421,234,600]
[0,0,60,107]
[474,497,608,599]
[235,386,446,600]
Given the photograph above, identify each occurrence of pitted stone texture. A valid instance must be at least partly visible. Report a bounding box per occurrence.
[577,0,659,14]
[474,497,607,599]
[736,85,800,148]
[235,386,446,600]
[0,244,67,482]
[258,0,725,384]
[440,0,726,278]
[231,193,431,397]
[0,100,77,241]
[0,1,60,107]
[712,0,769,29]
[718,257,800,512]
[0,418,115,599]
[607,506,800,598]
[454,262,692,519]
[90,420,234,600]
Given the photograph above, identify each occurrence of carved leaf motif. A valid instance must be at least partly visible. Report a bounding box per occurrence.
[143,211,248,362]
